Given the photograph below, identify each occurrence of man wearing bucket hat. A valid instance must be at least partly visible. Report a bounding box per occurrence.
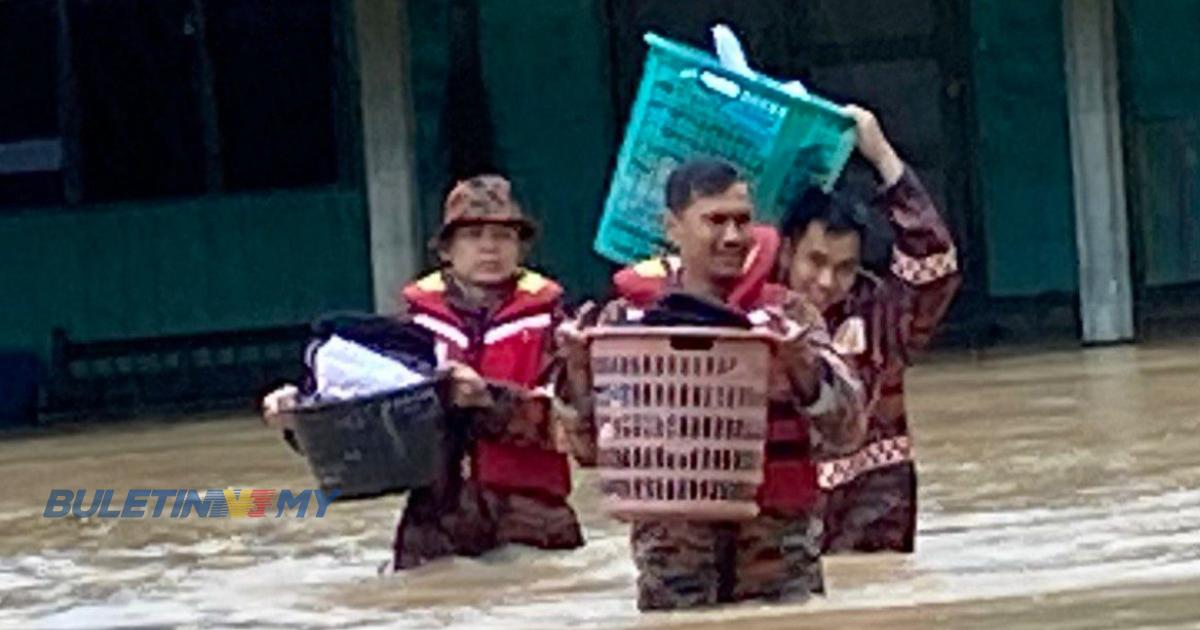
[264,175,583,569]
[556,159,866,611]
[776,106,960,554]
[387,174,586,568]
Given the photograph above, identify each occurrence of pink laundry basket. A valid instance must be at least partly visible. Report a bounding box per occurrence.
[587,326,774,521]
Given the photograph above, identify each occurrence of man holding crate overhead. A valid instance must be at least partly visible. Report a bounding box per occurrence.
[778,106,961,554]
[709,25,961,554]
[556,160,866,611]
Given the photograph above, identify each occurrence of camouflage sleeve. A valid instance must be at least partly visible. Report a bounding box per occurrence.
[879,168,962,356]
[552,299,627,467]
[805,346,868,456]
[469,384,526,441]
[780,293,867,456]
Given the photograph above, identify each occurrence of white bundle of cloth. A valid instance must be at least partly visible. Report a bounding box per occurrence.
[309,335,428,401]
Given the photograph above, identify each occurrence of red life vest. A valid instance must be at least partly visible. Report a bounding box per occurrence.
[612,224,781,312]
[401,269,571,499]
[612,247,822,515]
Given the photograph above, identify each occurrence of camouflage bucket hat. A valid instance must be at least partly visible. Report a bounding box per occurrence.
[438,175,537,242]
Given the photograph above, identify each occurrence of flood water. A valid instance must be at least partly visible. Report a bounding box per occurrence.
[2,341,1199,629]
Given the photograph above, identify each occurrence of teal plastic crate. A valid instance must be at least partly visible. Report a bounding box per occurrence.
[595,33,857,265]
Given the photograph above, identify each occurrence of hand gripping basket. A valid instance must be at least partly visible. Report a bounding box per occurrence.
[588,327,774,521]
[277,378,448,501]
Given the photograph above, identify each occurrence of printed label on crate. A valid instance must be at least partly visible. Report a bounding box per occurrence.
[595,33,856,265]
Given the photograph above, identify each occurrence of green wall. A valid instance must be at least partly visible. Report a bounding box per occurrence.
[1120,0,1200,121]
[0,0,1111,395]
[478,0,617,299]
[970,0,1078,297]
[407,0,616,300]
[407,0,1097,301]
[0,189,372,361]
[406,0,452,258]
[1119,0,1200,287]
[969,0,1200,294]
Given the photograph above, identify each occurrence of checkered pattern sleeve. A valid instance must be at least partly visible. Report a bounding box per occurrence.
[879,168,962,354]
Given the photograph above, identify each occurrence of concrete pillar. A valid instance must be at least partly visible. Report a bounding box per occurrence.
[1062,0,1135,343]
[355,0,422,313]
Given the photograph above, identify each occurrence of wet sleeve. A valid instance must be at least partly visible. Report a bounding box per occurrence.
[804,345,868,457]
[779,295,867,456]
[552,300,624,467]
[468,384,524,442]
[878,168,962,356]
[470,306,567,448]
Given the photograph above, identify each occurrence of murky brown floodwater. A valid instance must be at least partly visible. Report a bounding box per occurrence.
[2,341,1199,629]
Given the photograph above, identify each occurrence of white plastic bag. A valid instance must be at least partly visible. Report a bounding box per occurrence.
[311,335,428,401]
[711,23,809,97]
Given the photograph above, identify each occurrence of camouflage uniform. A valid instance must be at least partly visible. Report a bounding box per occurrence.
[631,512,826,610]
[473,385,584,550]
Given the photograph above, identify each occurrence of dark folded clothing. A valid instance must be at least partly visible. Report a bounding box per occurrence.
[301,312,438,395]
[639,292,751,329]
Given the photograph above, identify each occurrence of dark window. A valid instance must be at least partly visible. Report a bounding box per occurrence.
[0,1,62,208]
[0,0,340,208]
[71,0,207,201]
[207,0,336,191]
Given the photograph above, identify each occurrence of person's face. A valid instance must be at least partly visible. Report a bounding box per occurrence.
[440,223,523,286]
[665,182,754,285]
[784,220,861,311]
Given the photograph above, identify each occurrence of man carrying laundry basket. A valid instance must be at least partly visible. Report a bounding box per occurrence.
[557,159,866,610]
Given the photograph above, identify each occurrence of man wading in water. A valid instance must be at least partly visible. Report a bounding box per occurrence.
[777,106,960,553]
[266,175,584,569]
[557,159,866,610]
